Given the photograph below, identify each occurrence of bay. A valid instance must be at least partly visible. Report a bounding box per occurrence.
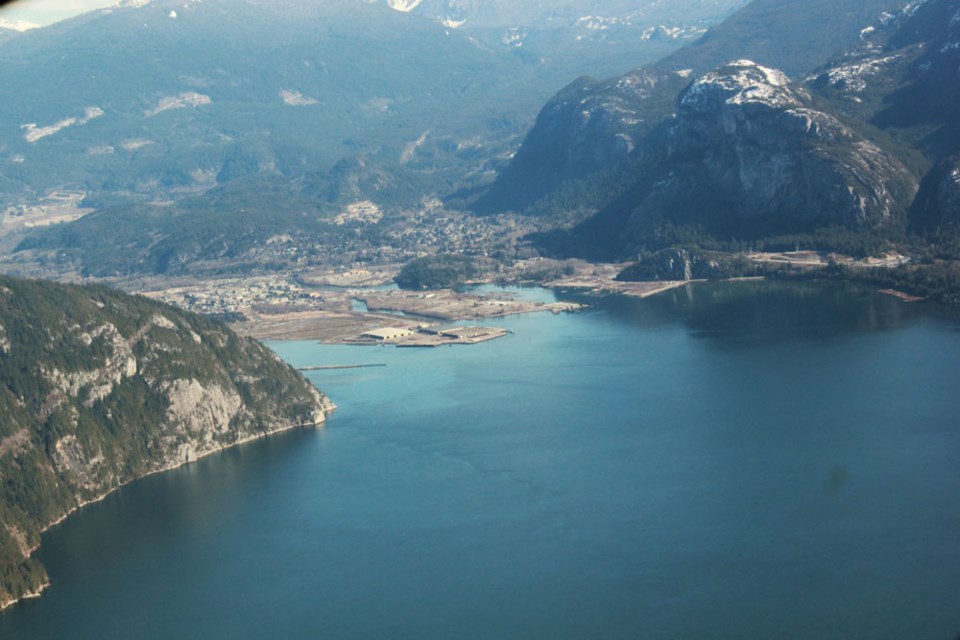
[2,281,959,639]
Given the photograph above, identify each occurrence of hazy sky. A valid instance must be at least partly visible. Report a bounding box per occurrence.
[0,0,115,27]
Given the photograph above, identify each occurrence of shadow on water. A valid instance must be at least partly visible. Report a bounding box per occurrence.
[29,427,325,599]
[557,280,960,348]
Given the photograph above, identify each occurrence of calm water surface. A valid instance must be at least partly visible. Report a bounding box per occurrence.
[2,282,959,639]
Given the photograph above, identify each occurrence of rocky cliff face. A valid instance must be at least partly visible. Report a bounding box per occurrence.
[808,0,960,231]
[476,0,906,216]
[0,276,334,609]
[520,0,960,259]
[474,69,686,213]
[635,61,914,232]
[911,156,960,230]
[567,60,917,258]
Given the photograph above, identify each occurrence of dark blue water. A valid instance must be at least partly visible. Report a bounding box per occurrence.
[2,282,959,639]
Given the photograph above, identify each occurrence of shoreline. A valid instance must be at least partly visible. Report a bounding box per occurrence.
[0,276,943,613]
[0,583,51,612]
[1,410,334,613]
[878,288,925,302]
[235,300,584,342]
[238,275,935,343]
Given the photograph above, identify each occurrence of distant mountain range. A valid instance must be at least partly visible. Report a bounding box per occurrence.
[9,0,958,277]
[0,0,527,200]
[0,0,739,204]
[0,0,749,277]
[382,0,740,29]
[379,0,744,41]
[388,0,748,93]
[478,0,960,260]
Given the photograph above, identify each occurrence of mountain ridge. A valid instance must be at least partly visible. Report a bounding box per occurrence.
[476,0,908,217]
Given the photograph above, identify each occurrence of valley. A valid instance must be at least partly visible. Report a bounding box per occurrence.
[2,0,958,309]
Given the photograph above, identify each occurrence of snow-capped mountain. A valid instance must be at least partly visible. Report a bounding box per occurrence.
[381,0,745,30]
[379,0,749,81]
[477,0,909,220]
[552,57,916,258]
[608,59,914,241]
[0,18,40,32]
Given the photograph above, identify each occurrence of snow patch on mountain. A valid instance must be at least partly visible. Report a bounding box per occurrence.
[779,108,851,140]
[680,61,798,112]
[0,18,40,32]
[641,25,707,40]
[577,16,632,31]
[400,131,429,164]
[502,28,527,48]
[902,0,930,17]
[818,54,902,92]
[121,139,154,151]
[88,145,115,156]
[613,69,668,97]
[21,107,104,144]
[387,0,423,12]
[362,97,394,113]
[144,92,212,117]
[280,90,318,106]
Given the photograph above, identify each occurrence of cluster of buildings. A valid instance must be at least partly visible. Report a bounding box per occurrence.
[388,212,519,255]
[149,277,324,316]
[356,324,508,347]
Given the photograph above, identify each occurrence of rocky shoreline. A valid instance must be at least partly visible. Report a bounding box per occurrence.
[0,583,50,612]
[1,401,335,613]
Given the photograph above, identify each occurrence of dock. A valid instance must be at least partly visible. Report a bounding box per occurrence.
[297,364,387,371]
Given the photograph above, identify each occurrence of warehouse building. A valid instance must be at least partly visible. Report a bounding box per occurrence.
[360,327,414,342]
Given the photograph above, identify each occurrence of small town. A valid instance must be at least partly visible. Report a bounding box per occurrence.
[141,272,583,343]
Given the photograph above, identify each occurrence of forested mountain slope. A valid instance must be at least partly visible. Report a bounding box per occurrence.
[0,275,333,608]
